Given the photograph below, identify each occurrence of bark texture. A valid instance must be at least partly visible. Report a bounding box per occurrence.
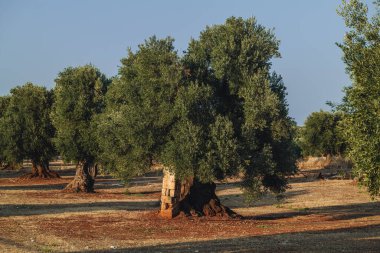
[64,162,96,193]
[179,180,239,218]
[20,161,59,179]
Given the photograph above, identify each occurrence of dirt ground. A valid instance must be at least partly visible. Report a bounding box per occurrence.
[0,164,379,252]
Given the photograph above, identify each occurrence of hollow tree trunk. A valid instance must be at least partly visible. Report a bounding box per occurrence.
[64,161,96,193]
[20,160,60,179]
[179,180,238,217]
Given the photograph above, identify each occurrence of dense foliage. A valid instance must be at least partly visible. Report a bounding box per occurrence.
[0,95,11,166]
[0,83,55,171]
[52,65,110,190]
[338,0,380,196]
[99,17,298,199]
[52,65,109,164]
[299,111,346,157]
[98,37,182,180]
[183,17,298,196]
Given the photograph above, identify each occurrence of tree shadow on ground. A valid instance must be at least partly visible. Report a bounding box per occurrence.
[246,201,380,221]
[0,166,73,179]
[0,168,29,179]
[127,176,162,187]
[289,166,353,184]
[0,183,68,191]
[0,173,161,191]
[71,224,380,253]
[219,190,310,208]
[0,179,124,191]
[215,181,241,190]
[0,201,160,217]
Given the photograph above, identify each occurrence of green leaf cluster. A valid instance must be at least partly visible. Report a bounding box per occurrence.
[338,0,380,196]
[299,111,346,157]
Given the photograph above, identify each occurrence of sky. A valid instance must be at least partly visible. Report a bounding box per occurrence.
[0,0,375,124]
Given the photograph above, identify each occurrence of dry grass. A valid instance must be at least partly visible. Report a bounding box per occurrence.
[0,163,379,252]
[297,156,353,179]
[297,156,352,170]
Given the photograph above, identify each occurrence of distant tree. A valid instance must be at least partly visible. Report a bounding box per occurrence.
[99,17,297,216]
[0,96,10,168]
[52,65,110,192]
[0,95,24,170]
[338,0,380,196]
[299,111,346,157]
[0,83,58,177]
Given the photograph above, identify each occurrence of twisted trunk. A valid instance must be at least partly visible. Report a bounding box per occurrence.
[20,160,59,179]
[64,161,97,193]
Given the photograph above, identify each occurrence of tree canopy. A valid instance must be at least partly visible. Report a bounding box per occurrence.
[338,0,380,196]
[98,36,182,180]
[181,17,297,196]
[299,111,346,157]
[99,17,297,202]
[0,95,11,166]
[0,83,58,177]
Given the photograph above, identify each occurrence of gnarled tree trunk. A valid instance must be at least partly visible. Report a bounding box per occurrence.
[64,161,97,193]
[160,169,238,218]
[179,180,238,217]
[21,160,60,179]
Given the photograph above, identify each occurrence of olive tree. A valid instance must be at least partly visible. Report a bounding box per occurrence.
[299,111,346,157]
[338,0,380,196]
[99,17,297,216]
[0,83,58,177]
[52,65,110,192]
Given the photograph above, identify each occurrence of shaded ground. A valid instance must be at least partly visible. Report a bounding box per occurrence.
[0,164,379,252]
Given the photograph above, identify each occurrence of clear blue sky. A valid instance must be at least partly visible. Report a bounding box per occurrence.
[0,0,374,124]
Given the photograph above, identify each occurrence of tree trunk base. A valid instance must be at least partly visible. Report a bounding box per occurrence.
[64,177,94,193]
[64,162,95,193]
[19,163,60,179]
[179,180,240,218]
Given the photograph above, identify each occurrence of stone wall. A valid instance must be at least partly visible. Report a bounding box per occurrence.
[160,168,193,218]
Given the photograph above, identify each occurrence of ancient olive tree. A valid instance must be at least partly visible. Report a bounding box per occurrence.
[338,0,380,196]
[0,83,59,177]
[299,111,346,157]
[99,17,297,216]
[52,65,110,192]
